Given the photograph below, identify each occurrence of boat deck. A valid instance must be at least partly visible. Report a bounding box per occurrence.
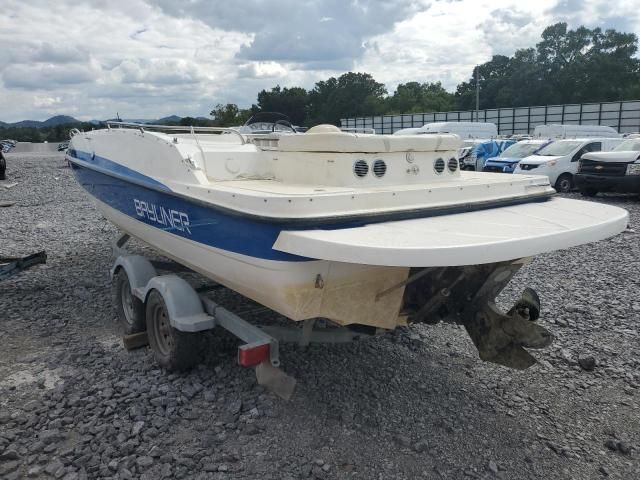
[273,197,629,266]
[171,172,555,221]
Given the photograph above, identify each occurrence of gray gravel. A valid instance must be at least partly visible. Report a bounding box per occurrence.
[1,152,639,480]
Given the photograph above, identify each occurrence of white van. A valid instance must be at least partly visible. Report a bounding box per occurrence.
[394,121,497,139]
[514,137,624,192]
[533,124,620,139]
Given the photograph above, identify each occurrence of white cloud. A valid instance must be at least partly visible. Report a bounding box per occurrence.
[33,95,63,108]
[238,62,289,79]
[0,0,638,122]
[355,0,559,92]
[0,0,251,121]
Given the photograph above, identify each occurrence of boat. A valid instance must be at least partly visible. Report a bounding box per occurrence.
[66,113,628,370]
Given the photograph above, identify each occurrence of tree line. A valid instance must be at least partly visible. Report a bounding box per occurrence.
[0,122,99,143]
[3,22,639,141]
[210,22,640,127]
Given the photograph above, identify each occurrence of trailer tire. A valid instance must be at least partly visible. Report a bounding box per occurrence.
[554,174,573,193]
[113,269,146,334]
[146,290,203,371]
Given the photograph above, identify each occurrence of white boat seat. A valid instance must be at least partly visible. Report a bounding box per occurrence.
[277,124,461,153]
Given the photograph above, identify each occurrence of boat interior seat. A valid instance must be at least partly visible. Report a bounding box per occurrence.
[277,124,462,153]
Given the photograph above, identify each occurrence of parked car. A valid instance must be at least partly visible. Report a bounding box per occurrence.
[1,140,15,153]
[482,139,553,173]
[0,150,6,180]
[514,138,624,193]
[458,138,516,171]
[574,137,640,196]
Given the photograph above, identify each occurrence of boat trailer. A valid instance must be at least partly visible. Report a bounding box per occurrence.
[110,233,554,399]
[111,234,371,400]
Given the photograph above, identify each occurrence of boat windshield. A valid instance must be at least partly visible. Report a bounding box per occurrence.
[536,140,583,156]
[240,112,297,134]
[499,142,546,158]
[614,139,640,151]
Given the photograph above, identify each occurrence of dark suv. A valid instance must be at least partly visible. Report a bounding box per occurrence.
[575,137,640,196]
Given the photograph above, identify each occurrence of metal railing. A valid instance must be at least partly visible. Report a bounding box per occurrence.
[106,121,246,145]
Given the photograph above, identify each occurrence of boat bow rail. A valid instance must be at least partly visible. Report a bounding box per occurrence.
[106,121,247,145]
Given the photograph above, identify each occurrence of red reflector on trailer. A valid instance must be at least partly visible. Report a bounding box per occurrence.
[238,343,270,367]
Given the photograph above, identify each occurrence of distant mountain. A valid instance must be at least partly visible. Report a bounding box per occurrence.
[154,115,182,124]
[9,120,43,128]
[1,115,81,129]
[42,115,80,126]
[0,114,211,128]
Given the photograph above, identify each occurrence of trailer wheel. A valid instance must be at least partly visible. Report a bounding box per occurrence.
[146,290,202,371]
[113,269,145,334]
[555,174,573,193]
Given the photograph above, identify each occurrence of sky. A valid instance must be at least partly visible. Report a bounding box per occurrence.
[1,0,639,122]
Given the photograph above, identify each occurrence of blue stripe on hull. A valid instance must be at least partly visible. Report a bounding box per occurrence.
[70,160,311,262]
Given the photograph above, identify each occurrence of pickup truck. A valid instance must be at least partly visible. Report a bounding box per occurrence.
[574,137,640,196]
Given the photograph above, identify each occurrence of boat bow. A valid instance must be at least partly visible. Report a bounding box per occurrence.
[273,197,628,266]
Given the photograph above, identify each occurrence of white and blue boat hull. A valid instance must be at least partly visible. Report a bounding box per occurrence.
[67,150,410,328]
[66,125,628,332]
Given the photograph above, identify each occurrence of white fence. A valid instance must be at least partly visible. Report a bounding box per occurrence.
[340,100,640,135]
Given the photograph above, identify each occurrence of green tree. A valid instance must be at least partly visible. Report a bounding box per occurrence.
[306,72,387,126]
[537,23,639,103]
[255,86,308,125]
[455,22,640,110]
[178,117,215,127]
[455,55,514,110]
[209,104,253,127]
[506,48,544,107]
[388,81,455,113]
[0,122,100,142]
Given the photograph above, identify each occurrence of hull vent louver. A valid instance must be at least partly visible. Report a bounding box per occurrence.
[448,157,458,172]
[373,159,387,178]
[354,160,369,177]
[434,158,445,174]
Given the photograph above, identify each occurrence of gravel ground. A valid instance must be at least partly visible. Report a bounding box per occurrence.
[1,152,638,480]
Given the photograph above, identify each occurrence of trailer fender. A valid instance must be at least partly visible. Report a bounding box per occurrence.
[110,255,157,292]
[142,275,214,332]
